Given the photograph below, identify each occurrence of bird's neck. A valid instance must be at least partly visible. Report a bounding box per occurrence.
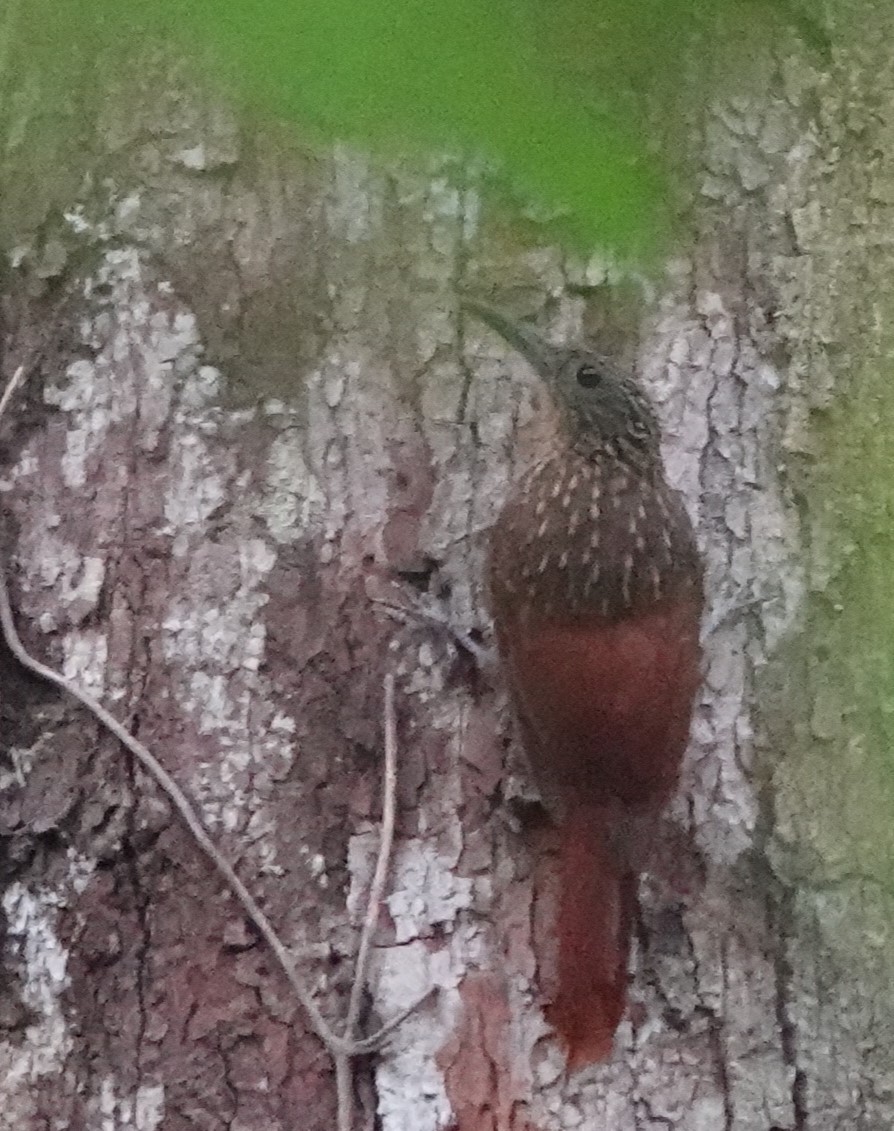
[565,429,661,481]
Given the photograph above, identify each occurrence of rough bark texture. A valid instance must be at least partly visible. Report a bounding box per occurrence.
[0,13,891,1131]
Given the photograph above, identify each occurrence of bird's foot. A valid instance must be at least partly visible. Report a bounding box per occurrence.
[372,592,497,672]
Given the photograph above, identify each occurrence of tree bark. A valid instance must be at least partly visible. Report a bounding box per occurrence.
[1,14,892,1131]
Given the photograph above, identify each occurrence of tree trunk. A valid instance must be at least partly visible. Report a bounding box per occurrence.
[1,14,892,1131]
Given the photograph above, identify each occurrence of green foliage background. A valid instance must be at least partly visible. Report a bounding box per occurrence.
[1,0,824,262]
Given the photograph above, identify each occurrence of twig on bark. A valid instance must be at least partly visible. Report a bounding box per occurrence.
[0,363,423,1127]
[0,364,25,424]
[0,566,352,1050]
[336,671,399,1131]
[346,672,399,1036]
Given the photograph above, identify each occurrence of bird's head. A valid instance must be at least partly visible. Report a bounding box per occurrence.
[462,298,660,467]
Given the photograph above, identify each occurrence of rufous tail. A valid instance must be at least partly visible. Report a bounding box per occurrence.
[545,804,636,1070]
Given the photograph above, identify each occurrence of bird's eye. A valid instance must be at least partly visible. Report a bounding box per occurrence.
[576,363,603,389]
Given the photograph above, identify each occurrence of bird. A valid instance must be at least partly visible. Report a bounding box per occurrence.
[463,297,704,1069]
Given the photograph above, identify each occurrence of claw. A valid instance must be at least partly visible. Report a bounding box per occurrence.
[372,594,496,670]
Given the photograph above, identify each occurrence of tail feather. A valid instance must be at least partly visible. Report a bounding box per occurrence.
[545,805,636,1069]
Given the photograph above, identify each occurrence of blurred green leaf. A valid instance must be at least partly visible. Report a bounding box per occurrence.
[135,0,677,258]
[2,0,826,260]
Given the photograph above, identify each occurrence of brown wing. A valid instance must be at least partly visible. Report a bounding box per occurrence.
[497,598,702,815]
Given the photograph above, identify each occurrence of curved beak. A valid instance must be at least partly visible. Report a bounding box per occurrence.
[460,297,558,381]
